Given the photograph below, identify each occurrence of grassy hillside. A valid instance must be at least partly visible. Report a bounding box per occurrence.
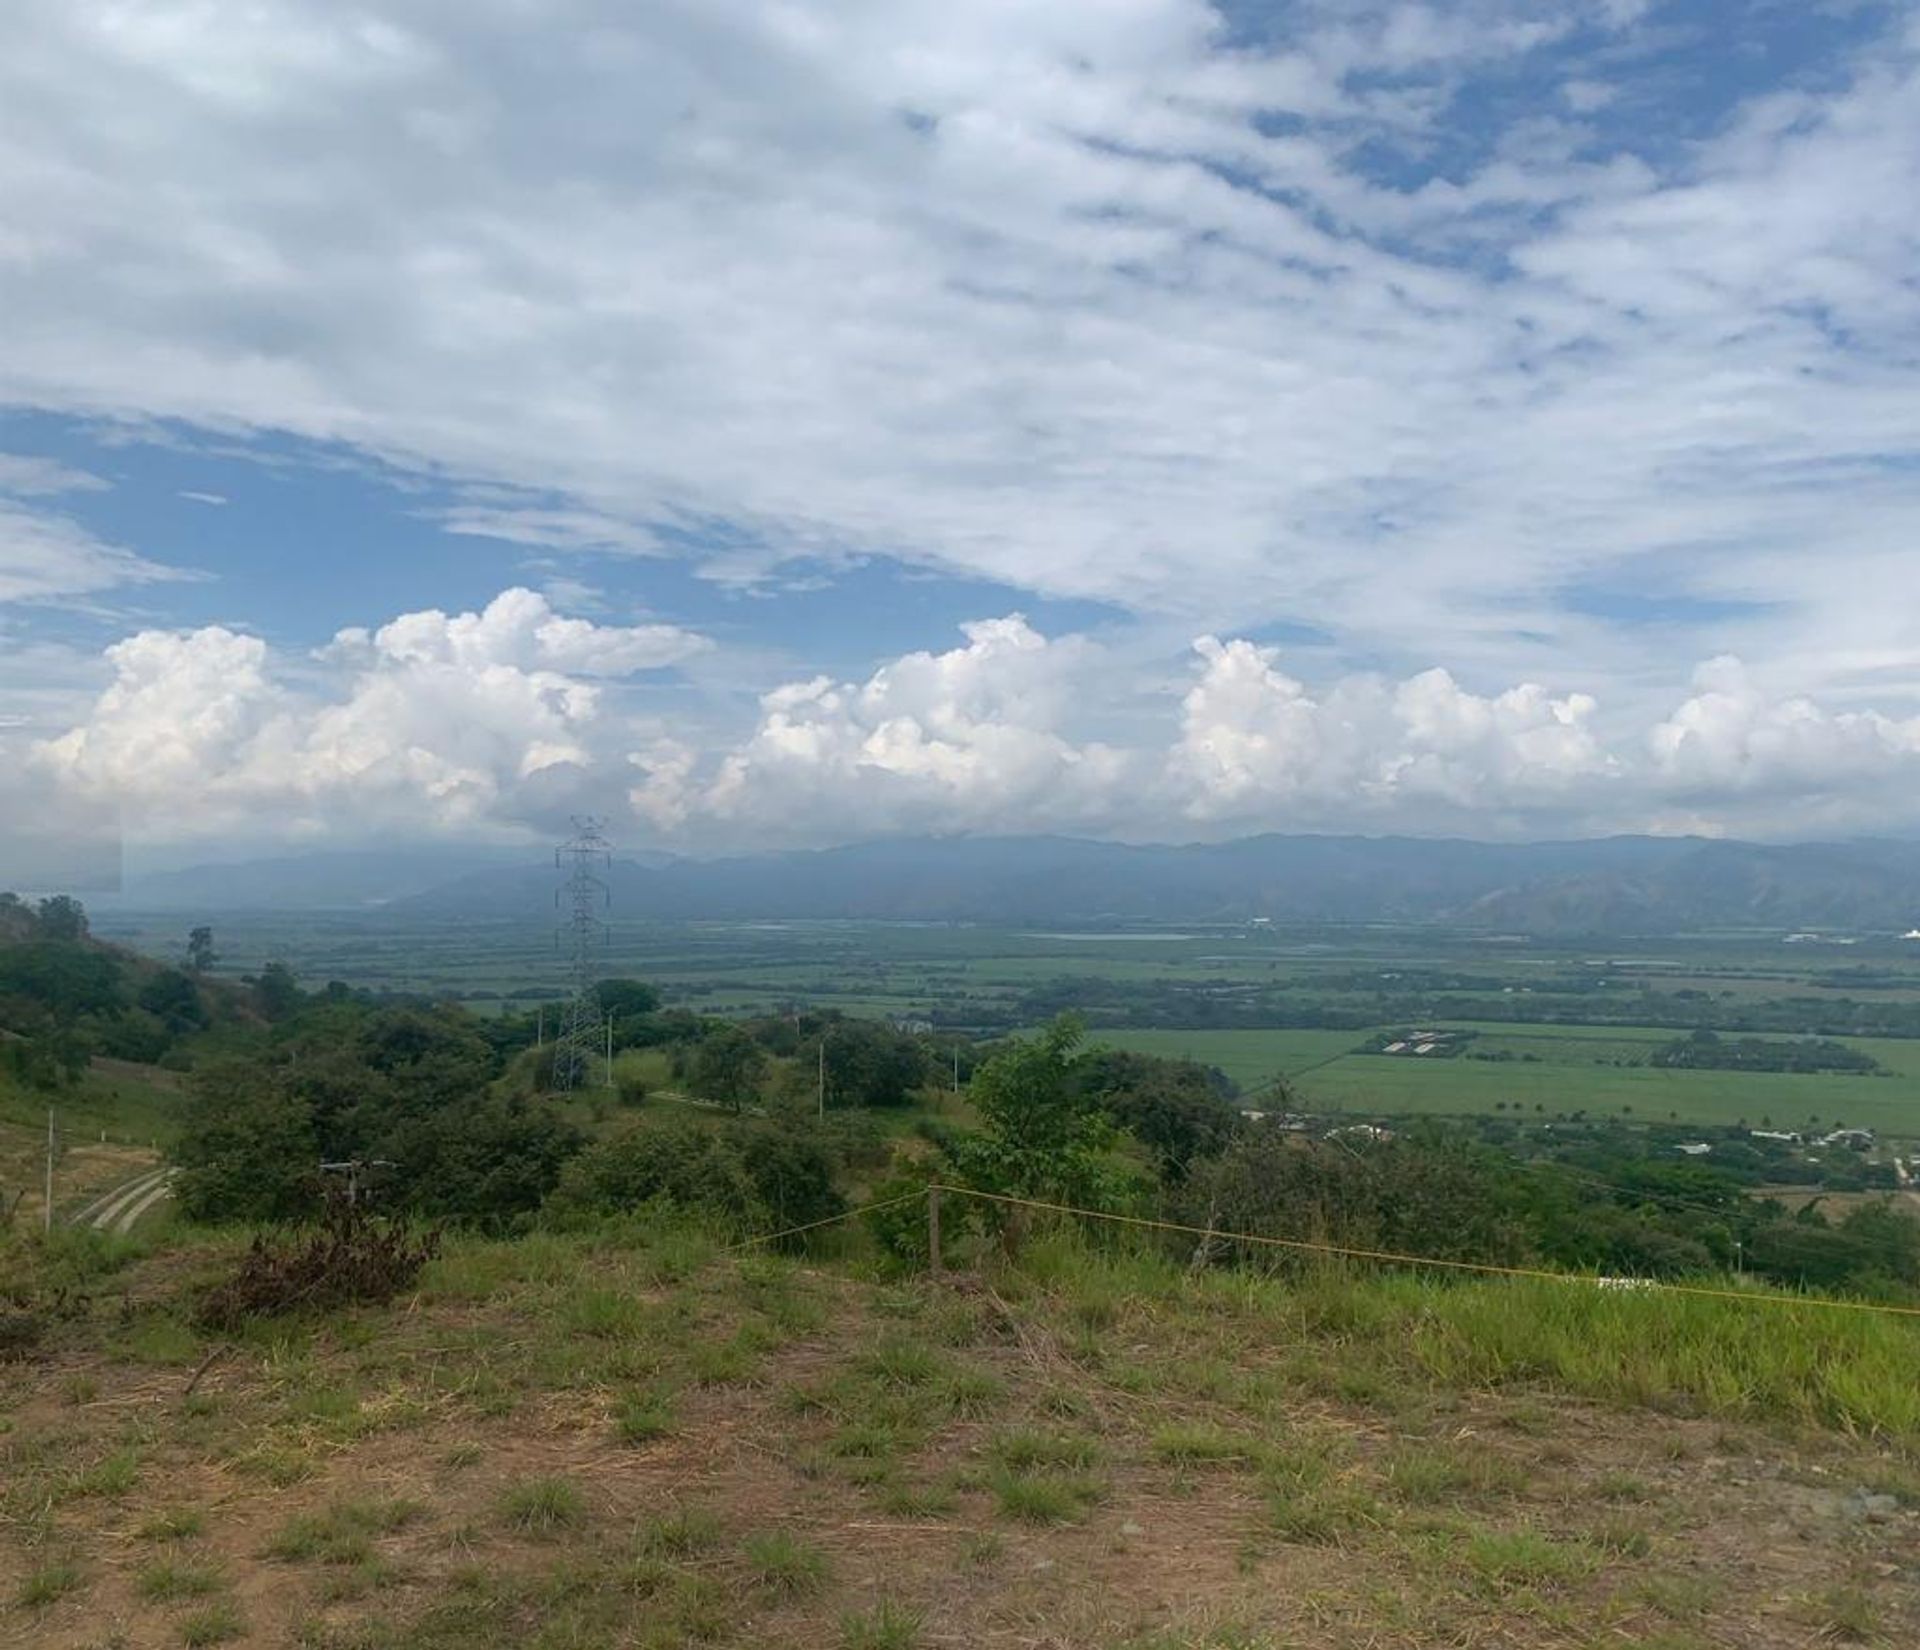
[0,1061,176,1229]
[4,1219,1917,1647]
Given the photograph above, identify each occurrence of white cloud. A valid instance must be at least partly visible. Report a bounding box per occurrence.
[37,601,1920,848]
[1650,656,1920,798]
[36,588,711,838]
[0,500,159,604]
[328,586,710,677]
[632,615,1134,839]
[0,454,108,496]
[1173,637,1612,824]
[0,1,1913,702]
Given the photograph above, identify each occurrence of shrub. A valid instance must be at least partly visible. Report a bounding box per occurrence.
[194,1196,439,1332]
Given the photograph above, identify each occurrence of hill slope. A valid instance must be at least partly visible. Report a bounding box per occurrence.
[4,1223,1916,1647]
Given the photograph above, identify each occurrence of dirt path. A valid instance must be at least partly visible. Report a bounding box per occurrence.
[68,1166,176,1234]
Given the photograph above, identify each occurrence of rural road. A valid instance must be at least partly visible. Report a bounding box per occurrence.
[70,1166,177,1234]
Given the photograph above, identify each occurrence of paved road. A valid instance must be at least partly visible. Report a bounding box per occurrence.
[69,1166,177,1234]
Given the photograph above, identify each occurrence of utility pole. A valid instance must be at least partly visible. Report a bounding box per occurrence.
[606,1016,614,1090]
[952,1044,960,1094]
[552,818,612,1093]
[44,1108,55,1234]
[817,1034,827,1121]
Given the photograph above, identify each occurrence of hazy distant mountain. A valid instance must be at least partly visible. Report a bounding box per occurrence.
[383,833,1920,934]
[102,846,670,912]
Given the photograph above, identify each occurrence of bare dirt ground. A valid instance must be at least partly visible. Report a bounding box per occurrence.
[4,1234,1917,1650]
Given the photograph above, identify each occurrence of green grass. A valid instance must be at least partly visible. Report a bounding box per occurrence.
[1460,1528,1601,1590]
[268,1499,424,1564]
[179,1600,247,1645]
[499,1476,585,1536]
[1150,1423,1260,1466]
[136,1559,226,1600]
[985,1427,1101,1470]
[613,1391,676,1444]
[987,1465,1105,1523]
[840,1600,924,1650]
[17,1560,85,1608]
[1020,1231,1920,1443]
[635,1504,724,1558]
[742,1530,829,1593]
[138,1506,209,1541]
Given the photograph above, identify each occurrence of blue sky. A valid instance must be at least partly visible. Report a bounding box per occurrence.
[3,0,1919,867]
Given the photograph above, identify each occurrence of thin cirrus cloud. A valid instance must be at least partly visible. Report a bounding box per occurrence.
[4,3,1920,846]
[0,453,188,604]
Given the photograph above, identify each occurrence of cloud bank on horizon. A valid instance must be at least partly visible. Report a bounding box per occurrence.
[3,0,1920,855]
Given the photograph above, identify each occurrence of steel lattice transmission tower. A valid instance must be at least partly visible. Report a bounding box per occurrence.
[552,817,612,1092]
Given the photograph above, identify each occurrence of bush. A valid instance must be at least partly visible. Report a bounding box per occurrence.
[194,1196,439,1332]
[551,1115,843,1239]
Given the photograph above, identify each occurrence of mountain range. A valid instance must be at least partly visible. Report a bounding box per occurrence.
[92,834,1920,934]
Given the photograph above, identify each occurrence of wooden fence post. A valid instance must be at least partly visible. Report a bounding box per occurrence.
[927,1184,944,1279]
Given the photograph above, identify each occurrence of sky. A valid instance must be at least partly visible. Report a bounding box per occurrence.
[3,0,1920,876]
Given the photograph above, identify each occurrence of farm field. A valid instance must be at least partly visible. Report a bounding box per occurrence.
[1296,1052,1920,1135]
[1084,1024,1920,1137]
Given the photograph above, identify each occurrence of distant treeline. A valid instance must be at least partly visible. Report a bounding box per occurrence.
[1650,1031,1882,1075]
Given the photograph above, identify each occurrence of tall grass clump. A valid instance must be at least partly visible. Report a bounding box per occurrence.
[998,1227,1920,1442]
[1400,1276,1920,1439]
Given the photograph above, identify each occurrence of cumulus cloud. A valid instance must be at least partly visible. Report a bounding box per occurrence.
[0,2,1915,694]
[1174,637,1613,824]
[1650,657,1920,798]
[632,616,1134,838]
[37,589,710,838]
[36,603,1920,847]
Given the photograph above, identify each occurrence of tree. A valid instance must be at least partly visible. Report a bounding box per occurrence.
[174,1061,319,1223]
[34,896,88,942]
[595,979,661,1018]
[1076,1049,1242,1182]
[690,1023,767,1112]
[806,1020,930,1110]
[948,1015,1119,1208]
[137,967,208,1035]
[186,925,218,973]
[252,961,302,1021]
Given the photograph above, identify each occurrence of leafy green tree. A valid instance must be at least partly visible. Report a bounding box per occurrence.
[948,1015,1119,1208]
[804,1019,930,1110]
[389,1096,582,1226]
[595,978,661,1018]
[137,967,208,1035]
[690,1022,767,1112]
[186,925,218,973]
[34,896,88,942]
[173,1061,319,1223]
[1076,1049,1242,1182]
[251,961,302,1021]
[0,940,124,1021]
